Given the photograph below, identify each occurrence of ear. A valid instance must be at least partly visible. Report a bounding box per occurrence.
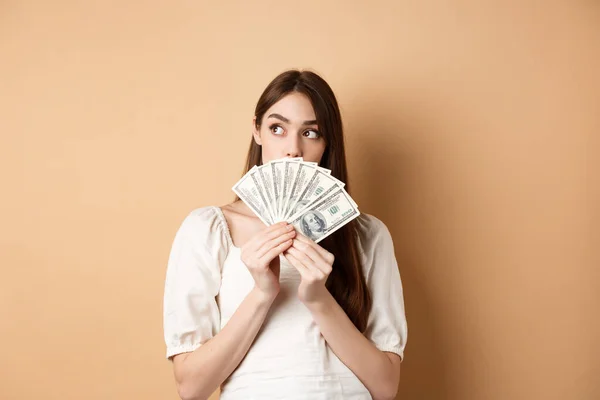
[252,116,262,146]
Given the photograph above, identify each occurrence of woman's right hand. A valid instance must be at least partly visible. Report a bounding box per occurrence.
[240,222,296,300]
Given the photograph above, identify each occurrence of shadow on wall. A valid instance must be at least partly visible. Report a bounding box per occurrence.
[346,79,459,399]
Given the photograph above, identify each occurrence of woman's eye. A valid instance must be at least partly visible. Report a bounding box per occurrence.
[270,125,284,135]
[303,130,320,139]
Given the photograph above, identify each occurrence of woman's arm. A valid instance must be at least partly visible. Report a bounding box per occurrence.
[306,293,401,400]
[283,234,402,400]
[166,220,295,400]
[171,288,276,400]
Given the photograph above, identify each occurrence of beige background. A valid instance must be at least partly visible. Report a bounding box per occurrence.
[1,1,598,399]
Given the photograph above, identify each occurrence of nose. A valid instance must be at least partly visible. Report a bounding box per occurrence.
[284,134,302,158]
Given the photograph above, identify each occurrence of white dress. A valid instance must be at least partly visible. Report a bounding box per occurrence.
[163,206,408,399]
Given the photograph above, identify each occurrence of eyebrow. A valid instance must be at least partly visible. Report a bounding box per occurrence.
[267,113,318,126]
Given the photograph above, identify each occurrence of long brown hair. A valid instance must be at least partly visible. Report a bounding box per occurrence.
[237,69,372,332]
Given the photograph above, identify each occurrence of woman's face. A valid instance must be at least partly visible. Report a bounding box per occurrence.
[253,92,327,164]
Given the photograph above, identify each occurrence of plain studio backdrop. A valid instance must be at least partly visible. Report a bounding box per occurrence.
[0,1,598,399]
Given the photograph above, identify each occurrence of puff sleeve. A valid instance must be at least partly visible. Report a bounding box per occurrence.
[358,214,408,362]
[163,207,229,360]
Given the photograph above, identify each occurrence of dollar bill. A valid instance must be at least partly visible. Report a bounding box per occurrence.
[231,165,272,225]
[280,159,302,221]
[231,158,359,242]
[286,186,360,243]
[268,157,302,220]
[257,164,276,222]
[269,160,286,220]
[282,162,318,220]
[249,167,275,224]
[283,168,345,220]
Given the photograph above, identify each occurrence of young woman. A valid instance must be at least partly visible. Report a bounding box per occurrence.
[163,69,407,400]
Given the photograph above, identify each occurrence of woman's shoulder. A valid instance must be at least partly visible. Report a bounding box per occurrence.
[183,205,221,226]
[355,212,394,254]
[356,212,392,240]
[177,205,232,249]
[185,205,218,217]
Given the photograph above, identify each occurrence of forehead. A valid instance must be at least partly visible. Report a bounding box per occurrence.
[265,92,316,121]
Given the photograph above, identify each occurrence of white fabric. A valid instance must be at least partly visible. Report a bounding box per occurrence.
[163,206,408,399]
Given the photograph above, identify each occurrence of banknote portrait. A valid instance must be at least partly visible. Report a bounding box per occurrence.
[300,210,327,240]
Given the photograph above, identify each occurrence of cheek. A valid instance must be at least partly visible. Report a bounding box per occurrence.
[260,131,278,151]
[307,140,327,157]
[259,133,285,162]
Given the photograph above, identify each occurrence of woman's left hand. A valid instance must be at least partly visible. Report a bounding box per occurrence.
[283,233,335,306]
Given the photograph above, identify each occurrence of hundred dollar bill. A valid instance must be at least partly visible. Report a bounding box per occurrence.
[283,168,345,220]
[284,158,303,218]
[280,159,302,221]
[249,167,275,224]
[282,162,318,220]
[269,157,301,220]
[285,159,321,218]
[269,160,285,220]
[286,186,360,243]
[312,170,358,208]
[231,166,271,225]
[257,164,277,222]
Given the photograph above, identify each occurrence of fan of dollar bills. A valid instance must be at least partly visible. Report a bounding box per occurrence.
[232,157,360,243]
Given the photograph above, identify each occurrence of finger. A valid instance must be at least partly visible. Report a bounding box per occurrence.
[293,234,334,265]
[282,251,311,279]
[286,247,326,279]
[290,240,319,265]
[256,228,296,259]
[260,238,293,265]
[291,240,331,274]
[251,222,292,251]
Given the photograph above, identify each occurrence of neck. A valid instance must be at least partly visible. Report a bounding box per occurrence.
[234,200,255,217]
